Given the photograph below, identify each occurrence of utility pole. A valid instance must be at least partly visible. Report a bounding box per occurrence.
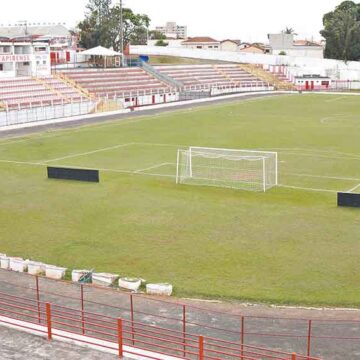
[119,0,125,66]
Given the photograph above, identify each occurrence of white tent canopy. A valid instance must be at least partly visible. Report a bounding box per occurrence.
[81,46,122,56]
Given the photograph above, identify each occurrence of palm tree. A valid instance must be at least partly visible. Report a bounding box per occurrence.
[283,27,297,35]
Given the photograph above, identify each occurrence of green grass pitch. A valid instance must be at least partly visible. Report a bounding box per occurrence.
[0,94,360,307]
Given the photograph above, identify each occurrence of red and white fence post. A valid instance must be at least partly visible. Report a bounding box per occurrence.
[35,275,41,324]
[117,318,123,358]
[241,316,245,359]
[46,302,52,341]
[307,319,312,358]
[182,305,186,357]
[80,284,85,335]
[198,335,204,360]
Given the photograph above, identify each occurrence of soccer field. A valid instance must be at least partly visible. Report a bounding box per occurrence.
[0,94,359,307]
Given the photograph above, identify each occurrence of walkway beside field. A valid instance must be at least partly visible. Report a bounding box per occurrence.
[0,269,359,360]
[0,92,285,138]
[0,326,120,360]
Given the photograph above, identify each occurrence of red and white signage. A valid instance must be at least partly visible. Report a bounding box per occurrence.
[0,54,31,62]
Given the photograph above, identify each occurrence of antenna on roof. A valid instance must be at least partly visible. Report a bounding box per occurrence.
[17,20,28,35]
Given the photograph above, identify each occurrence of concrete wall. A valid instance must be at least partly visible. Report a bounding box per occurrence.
[130,46,360,81]
[273,47,324,59]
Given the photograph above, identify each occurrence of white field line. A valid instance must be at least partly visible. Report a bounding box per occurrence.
[141,172,175,179]
[0,131,75,148]
[43,143,135,163]
[346,183,360,193]
[325,97,346,103]
[256,147,360,160]
[0,159,44,166]
[42,142,183,164]
[134,162,171,173]
[135,142,185,148]
[320,113,347,124]
[284,172,360,182]
[0,158,355,193]
[309,91,360,97]
[280,152,360,161]
[54,163,175,179]
[0,158,175,180]
[278,184,338,194]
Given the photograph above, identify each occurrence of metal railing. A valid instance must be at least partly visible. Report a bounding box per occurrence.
[0,270,357,359]
[0,287,322,360]
[140,61,184,88]
[0,97,97,127]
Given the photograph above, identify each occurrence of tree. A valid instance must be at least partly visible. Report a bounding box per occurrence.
[278,51,287,55]
[155,39,168,47]
[78,0,151,50]
[282,27,297,35]
[320,1,360,61]
[148,30,166,40]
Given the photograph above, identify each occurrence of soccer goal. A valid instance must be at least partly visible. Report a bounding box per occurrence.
[176,147,278,192]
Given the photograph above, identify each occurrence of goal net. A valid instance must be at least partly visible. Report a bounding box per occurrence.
[176,147,278,192]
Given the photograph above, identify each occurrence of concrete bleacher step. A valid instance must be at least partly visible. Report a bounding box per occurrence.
[55,73,95,101]
[154,64,268,89]
[238,64,295,90]
[63,68,172,98]
[32,76,72,103]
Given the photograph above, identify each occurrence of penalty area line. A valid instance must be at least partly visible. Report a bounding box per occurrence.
[0,159,45,166]
[346,183,360,193]
[134,162,172,174]
[42,143,135,163]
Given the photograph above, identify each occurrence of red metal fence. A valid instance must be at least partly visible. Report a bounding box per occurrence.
[0,269,358,359]
[0,289,321,360]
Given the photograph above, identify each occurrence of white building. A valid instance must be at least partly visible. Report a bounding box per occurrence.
[0,42,51,78]
[268,33,324,59]
[155,22,187,39]
[220,40,241,52]
[294,75,331,91]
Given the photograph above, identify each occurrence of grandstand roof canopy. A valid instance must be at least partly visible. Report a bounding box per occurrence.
[81,46,122,56]
[0,24,70,39]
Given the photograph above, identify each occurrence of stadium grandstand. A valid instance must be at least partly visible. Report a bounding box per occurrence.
[0,40,279,127]
[2,33,358,128]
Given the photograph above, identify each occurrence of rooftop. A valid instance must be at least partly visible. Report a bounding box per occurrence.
[0,24,70,39]
[294,40,323,47]
[182,37,219,43]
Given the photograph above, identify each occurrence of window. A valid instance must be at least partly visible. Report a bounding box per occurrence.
[209,46,213,48]
[321,81,329,86]
[196,46,202,49]
[214,46,218,49]
[23,62,30,66]
[0,64,3,71]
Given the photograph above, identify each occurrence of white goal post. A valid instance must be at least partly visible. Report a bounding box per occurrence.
[176,146,278,192]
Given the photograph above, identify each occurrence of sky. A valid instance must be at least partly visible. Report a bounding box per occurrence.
[0,0,343,42]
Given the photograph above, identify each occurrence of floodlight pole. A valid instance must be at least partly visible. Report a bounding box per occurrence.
[119,0,125,67]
